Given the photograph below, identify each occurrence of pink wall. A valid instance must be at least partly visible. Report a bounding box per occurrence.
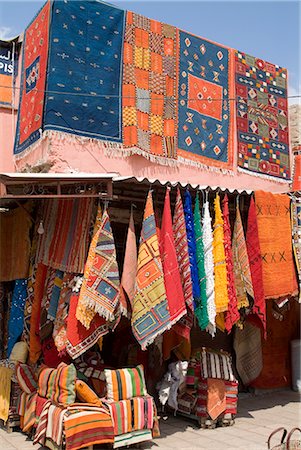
[0,107,16,172]
[15,135,289,193]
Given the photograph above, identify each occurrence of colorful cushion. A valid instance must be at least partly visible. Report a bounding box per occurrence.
[75,379,102,406]
[105,365,147,401]
[51,363,76,405]
[9,341,28,363]
[16,363,38,394]
[37,366,56,399]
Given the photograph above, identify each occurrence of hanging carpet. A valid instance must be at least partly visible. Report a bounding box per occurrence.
[255,191,298,299]
[131,191,171,350]
[246,197,266,335]
[76,209,121,329]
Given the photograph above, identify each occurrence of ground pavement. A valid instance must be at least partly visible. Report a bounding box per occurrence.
[0,390,300,450]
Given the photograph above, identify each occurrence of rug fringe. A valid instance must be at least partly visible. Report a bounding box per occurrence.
[237,166,291,184]
[105,145,178,167]
[80,297,116,323]
[178,155,235,176]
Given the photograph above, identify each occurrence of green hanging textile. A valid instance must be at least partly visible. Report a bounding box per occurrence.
[194,194,209,329]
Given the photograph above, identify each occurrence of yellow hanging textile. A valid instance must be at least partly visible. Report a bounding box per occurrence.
[0,367,13,422]
[213,194,229,329]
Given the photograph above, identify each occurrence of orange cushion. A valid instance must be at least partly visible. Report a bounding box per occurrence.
[75,380,102,406]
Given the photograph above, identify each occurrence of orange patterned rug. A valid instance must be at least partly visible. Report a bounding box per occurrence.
[255,191,298,299]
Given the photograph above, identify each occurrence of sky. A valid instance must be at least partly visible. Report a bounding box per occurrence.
[0,0,300,103]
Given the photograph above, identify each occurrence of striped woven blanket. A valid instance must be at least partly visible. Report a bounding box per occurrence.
[64,405,114,450]
[106,396,154,436]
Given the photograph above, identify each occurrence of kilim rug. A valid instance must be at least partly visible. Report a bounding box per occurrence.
[76,209,121,329]
[131,191,171,350]
[232,204,254,310]
[160,188,186,328]
[246,197,266,335]
[235,51,290,182]
[213,194,229,315]
[172,188,194,337]
[202,201,216,336]
[255,191,298,299]
[53,274,76,354]
[122,11,177,161]
[223,195,239,333]
[178,32,234,172]
[291,196,301,302]
[43,0,125,144]
[14,1,50,155]
[233,321,263,386]
[184,190,201,309]
[194,194,208,330]
[66,293,115,360]
[207,378,226,420]
[35,198,93,274]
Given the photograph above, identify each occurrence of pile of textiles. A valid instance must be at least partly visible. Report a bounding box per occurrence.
[157,348,238,423]
[14,0,291,183]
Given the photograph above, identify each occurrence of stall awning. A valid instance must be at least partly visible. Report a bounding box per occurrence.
[0,172,118,200]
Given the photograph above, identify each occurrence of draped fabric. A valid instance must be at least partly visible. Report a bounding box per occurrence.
[0,205,32,282]
[0,367,13,422]
[222,195,239,333]
[246,197,266,335]
[7,279,27,357]
[232,204,253,309]
[160,188,186,328]
[76,209,121,329]
[120,208,137,318]
[66,293,115,360]
[255,191,298,299]
[202,201,216,336]
[173,188,194,335]
[29,263,48,364]
[234,321,263,386]
[132,191,171,350]
[36,198,93,274]
[47,270,64,321]
[53,274,76,354]
[184,190,200,308]
[291,196,301,302]
[213,194,229,327]
[193,194,208,330]
[39,267,56,342]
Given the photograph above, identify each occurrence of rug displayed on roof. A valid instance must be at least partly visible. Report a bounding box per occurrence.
[43,0,125,143]
[177,32,234,172]
[14,1,50,154]
[235,51,290,182]
[122,11,177,161]
[255,191,298,299]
